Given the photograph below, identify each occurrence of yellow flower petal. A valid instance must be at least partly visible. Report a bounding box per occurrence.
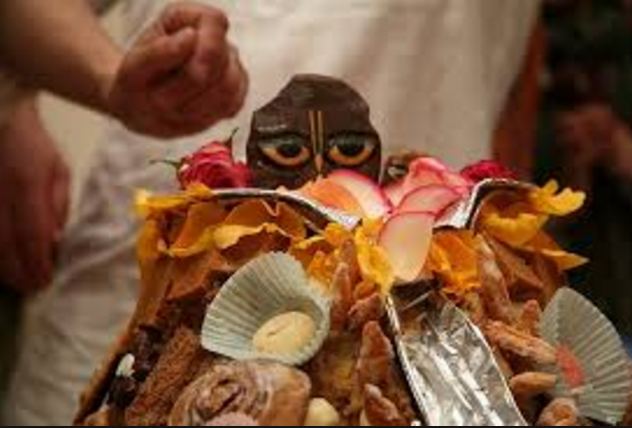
[307,251,338,287]
[323,223,353,247]
[135,184,214,218]
[293,236,328,252]
[354,221,394,295]
[482,210,548,248]
[426,230,482,299]
[529,180,586,216]
[135,190,189,218]
[357,243,394,295]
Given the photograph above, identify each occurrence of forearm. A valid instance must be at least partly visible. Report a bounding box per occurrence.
[0,0,122,113]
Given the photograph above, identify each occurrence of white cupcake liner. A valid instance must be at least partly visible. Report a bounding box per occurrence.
[541,287,632,425]
[201,252,331,366]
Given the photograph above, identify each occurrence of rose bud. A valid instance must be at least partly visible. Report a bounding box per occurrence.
[460,160,518,183]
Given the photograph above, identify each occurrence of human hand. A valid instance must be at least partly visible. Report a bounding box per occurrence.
[0,97,70,294]
[107,1,248,138]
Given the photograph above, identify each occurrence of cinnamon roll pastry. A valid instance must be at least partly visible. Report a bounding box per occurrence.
[168,361,311,426]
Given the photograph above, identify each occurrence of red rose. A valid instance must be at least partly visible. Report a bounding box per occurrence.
[178,141,252,189]
[460,160,517,183]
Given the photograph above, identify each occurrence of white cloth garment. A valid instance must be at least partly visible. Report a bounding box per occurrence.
[2,0,540,425]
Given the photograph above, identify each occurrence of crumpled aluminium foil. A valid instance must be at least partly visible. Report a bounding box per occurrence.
[215,188,361,231]
[386,289,528,426]
[436,179,534,230]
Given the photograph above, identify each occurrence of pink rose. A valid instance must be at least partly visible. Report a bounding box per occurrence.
[178,141,252,189]
[460,160,517,183]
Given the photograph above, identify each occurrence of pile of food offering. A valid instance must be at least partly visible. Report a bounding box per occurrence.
[73,148,632,426]
[72,73,632,426]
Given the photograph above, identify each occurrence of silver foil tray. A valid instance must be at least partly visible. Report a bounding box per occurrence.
[386,286,528,426]
[436,179,535,230]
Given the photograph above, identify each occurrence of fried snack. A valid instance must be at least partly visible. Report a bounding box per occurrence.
[485,321,557,366]
[510,372,557,421]
[492,347,515,381]
[357,322,396,390]
[304,398,341,426]
[516,300,542,336]
[510,372,557,399]
[461,292,488,327]
[330,263,353,333]
[305,333,359,418]
[486,237,544,303]
[349,293,385,332]
[362,385,408,426]
[168,361,311,426]
[536,398,579,427]
[125,328,216,426]
[531,253,567,305]
[478,240,516,324]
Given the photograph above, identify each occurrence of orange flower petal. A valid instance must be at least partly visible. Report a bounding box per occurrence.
[172,202,226,249]
[137,218,164,266]
[523,231,589,271]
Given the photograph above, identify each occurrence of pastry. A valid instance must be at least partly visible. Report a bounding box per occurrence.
[168,361,311,426]
[304,398,341,426]
[253,312,317,355]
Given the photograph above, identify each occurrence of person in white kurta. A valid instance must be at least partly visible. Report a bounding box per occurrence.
[2,0,540,425]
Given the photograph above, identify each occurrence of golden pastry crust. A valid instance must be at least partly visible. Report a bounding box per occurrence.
[516,300,542,336]
[356,322,395,391]
[348,294,385,332]
[485,321,558,366]
[536,398,579,427]
[363,385,407,427]
[486,237,544,303]
[510,372,557,421]
[330,263,354,333]
[478,241,516,325]
[509,372,557,401]
[168,361,311,426]
[252,312,316,354]
[304,398,341,426]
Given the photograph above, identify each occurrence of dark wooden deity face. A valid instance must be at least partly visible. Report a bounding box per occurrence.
[247,75,382,189]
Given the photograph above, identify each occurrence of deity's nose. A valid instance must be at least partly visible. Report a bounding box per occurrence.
[315,154,324,174]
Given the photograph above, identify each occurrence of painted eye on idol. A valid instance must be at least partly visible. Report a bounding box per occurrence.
[327,134,377,167]
[259,135,312,168]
